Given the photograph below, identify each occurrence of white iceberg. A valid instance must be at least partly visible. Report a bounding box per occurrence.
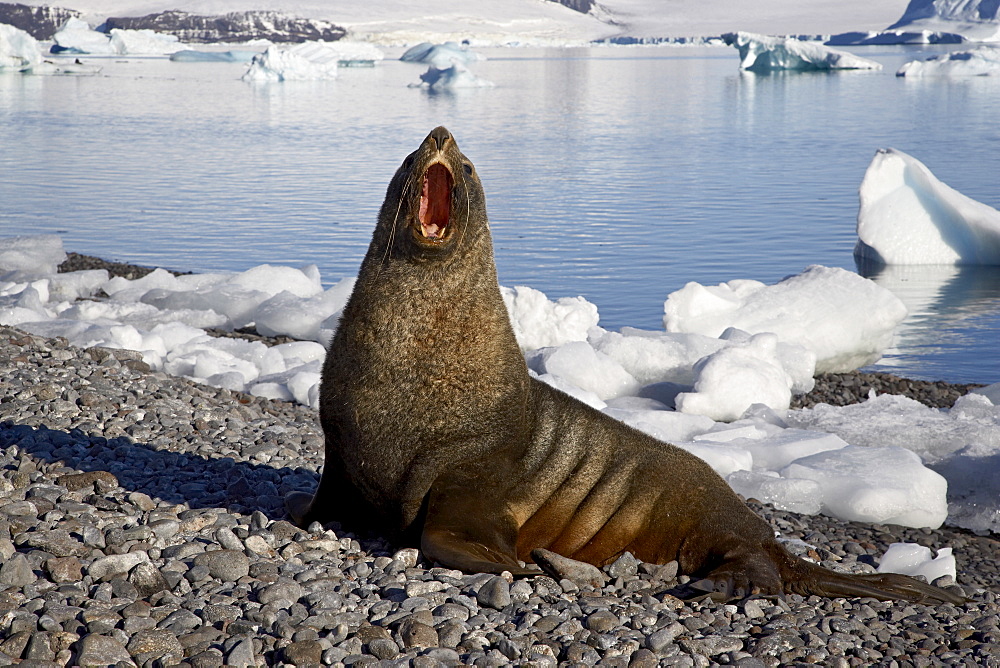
[242,42,340,82]
[324,40,384,66]
[856,148,1000,265]
[663,265,907,373]
[400,41,484,68]
[721,31,882,72]
[170,50,257,63]
[108,28,189,55]
[413,61,494,91]
[51,18,187,56]
[52,17,115,55]
[897,45,1000,76]
[0,23,42,72]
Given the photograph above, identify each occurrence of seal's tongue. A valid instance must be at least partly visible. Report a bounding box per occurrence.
[419,163,452,239]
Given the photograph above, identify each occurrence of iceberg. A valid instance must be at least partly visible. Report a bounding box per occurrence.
[108,27,189,55]
[721,31,882,72]
[170,50,257,63]
[0,22,41,72]
[400,41,484,68]
[856,148,1000,265]
[897,45,1000,76]
[51,17,188,55]
[413,62,494,91]
[51,17,115,54]
[242,42,340,82]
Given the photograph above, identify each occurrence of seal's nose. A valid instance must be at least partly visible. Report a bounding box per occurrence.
[429,126,451,152]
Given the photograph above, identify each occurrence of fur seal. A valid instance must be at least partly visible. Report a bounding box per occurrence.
[287,126,964,604]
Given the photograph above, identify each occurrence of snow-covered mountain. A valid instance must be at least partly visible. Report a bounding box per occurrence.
[4,0,997,45]
[2,0,911,44]
[888,0,1000,41]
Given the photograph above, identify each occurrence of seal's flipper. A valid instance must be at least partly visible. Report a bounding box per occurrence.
[420,471,537,576]
[787,563,969,605]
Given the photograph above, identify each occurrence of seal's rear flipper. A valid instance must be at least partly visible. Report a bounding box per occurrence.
[788,563,969,605]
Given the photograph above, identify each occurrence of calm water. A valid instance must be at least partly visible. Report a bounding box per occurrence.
[2,45,999,384]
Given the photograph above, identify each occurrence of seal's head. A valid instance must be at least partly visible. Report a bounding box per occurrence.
[378,126,486,259]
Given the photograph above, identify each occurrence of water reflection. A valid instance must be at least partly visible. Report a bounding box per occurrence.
[858,260,1000,383]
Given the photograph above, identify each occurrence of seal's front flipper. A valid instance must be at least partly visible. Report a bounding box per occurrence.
[421,524,537,576]
[420,473,537,576]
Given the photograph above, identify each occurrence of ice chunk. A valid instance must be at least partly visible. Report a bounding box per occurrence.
[898,46,1000,76]
[0,234,66,278]
[663,265,907,373]
[781,446,949,528]
[52,18,115,55]
[501,285,598,352]
[400,41,484,68]
[700,428,850,471]
[590,327,726,386]
[856,148,1000,265]
[0,23,41,72]
[677,441,753,478]
[526,340,639,401]
[414,62,494,91]
[674,332,796,421]
[726,470,824,515]
[242,43,339,82]
[721,32,882,72]
[531,370,607,410]
[254,277,354,342]
[602,407,715,443]
[877,542,957,582]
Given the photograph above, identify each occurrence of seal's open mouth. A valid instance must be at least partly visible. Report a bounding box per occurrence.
[418,163,453,240]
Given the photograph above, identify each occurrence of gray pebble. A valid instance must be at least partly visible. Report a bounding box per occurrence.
[475,576,511,610]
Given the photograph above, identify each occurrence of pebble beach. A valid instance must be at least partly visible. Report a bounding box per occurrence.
[0,255,997,667]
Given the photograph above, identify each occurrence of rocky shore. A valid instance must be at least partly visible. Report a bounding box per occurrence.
[0,255,996,666]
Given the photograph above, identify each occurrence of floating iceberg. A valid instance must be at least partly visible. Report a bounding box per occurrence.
[170,50,257,63]
[242,42,340,82]
[0,22,41,71]
[400,41,484,68]
[108,28,189,55]
[413,62,494,91]
[51,17,115,54]
[897,45,1000,76]
[663,265,907,373]
[856,148,1000,265]
[51,17,188,55]
[323,40,384,66]
[721,31,883,72]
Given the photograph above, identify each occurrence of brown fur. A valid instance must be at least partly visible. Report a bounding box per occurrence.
[286,127,965,604]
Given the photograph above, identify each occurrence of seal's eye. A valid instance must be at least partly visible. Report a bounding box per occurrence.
[463,163,473,176]
[403,155,415,170]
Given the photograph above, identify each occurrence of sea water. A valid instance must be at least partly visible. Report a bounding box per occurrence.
[1,45,998,384]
